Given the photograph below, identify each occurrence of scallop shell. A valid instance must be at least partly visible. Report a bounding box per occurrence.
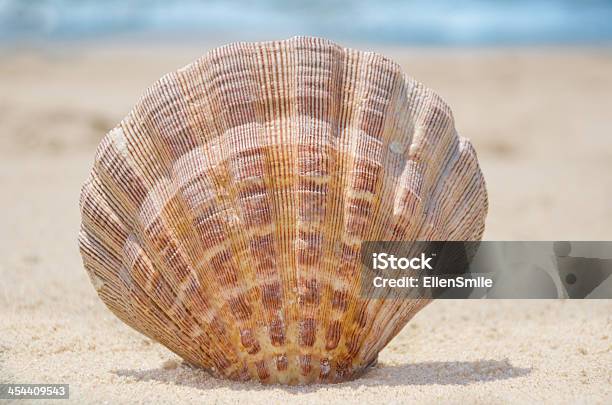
[79,36,488,384]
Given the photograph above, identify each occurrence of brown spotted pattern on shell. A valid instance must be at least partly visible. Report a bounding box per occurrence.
[78,36,488,384]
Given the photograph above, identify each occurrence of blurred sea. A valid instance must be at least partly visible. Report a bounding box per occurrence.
[1,0,612,45]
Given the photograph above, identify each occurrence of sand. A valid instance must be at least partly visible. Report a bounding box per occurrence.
[0,43,611,403]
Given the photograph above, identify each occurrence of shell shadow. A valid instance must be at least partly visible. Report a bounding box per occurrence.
[113,359,531,393]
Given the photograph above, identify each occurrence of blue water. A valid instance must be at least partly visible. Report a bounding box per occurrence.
[2,0,612,45]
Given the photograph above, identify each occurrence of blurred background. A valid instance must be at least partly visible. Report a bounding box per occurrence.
[1,2,611,402]
[2,0,612,45]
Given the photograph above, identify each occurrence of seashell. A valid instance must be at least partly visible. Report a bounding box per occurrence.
[78,36,488,385]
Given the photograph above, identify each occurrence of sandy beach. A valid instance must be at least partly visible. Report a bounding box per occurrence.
[1,44,611,403]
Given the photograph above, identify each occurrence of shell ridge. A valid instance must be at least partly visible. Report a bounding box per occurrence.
[293,37,319,380]
[309,42,354,381]
[116,81,248,374]
[237,41,292,379]
[248,42,292,381]
[324,50,387,376]
[362,96,484,360]
[197,41,292,379]
[316,47,367,377]
[355,73,474,362]
[291,38,351,381]
[357,94,457,350]
[183,44,270,377]
[294,36,366,381]
[435,137,488,240]
[130,76,247,374]
[319,47,364,379]
[344,57,414,365]
[335,53,412,370]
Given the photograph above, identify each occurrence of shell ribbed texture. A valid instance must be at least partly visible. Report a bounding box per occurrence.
[79,36,488,384]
